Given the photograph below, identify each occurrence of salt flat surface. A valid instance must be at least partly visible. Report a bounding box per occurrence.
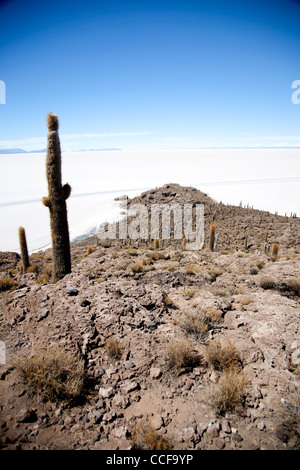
[0,148,299,252]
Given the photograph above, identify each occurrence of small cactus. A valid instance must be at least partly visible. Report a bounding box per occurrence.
[244,234,248,250]
[18,226,30,273]
[42,113,71,281]
[208,224,216,251]
[271,243,279,257]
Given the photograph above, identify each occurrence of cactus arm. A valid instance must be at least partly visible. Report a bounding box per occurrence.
[62,183,71,200]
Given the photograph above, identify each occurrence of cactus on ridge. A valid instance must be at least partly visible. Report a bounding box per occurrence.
[42,113,71,281]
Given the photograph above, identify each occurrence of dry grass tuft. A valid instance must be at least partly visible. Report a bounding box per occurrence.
[14,348,85,404]
[130,262,144,273]
[165,338,201,371]
[288,278,300,296]
[205,369,248,416]
[0,276,16,292]
[105,336,123,361]
[204,339,242,372]
[179,311,208,342]
[132,422,172,450]
[273,386,300,447]
[259,276,277,290]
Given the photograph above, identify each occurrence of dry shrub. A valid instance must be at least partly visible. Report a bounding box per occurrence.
[288,278,300,296]
[36,273,50,284]
[204,339,242,372]
[147,251,168,261]
[273,386,300,447]
[183,288,196,298]
[205,266,224,282]
[239,296,254,306]
[105,336,123,361]
[179,311,208,342]
[126,248,138,256]
[179,307,223,343]
[165,338,201,370]
[259,276,277,290]
[14,348,85,403]
[0,276,16,292]
[85,246,96,256]
[132,422,172,450]
[256,259,265,270]
[130,262,144,273]
[26,265,37,273]
[205,369,248,416]
[162,294,174,308]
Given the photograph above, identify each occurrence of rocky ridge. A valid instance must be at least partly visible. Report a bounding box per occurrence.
[0,183,299,450]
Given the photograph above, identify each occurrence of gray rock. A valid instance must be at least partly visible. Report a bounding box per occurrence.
[16,408,37,423]
[37,308,49,322]
[65,287,79,296]
[150,367,162,379]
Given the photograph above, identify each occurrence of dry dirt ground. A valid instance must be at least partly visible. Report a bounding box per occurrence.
[0,184,299,451]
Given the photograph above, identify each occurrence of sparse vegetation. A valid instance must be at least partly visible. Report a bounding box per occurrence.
[259,276,277,290]
[205,369,248,416]
[105,336,123,361]
[14,348,85,404]
[132,422,172,450]
[204,339,242,372]
[165,338,201,370]
[274,386,300,447]
[0,276,16,292]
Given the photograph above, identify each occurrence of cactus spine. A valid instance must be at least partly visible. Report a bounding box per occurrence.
[42,113,71,280]
[208,224,216,251]
[18,226,30,273]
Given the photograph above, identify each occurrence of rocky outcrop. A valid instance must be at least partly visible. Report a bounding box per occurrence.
[0,184,299,450]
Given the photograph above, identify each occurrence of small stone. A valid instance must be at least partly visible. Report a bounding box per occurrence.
[291,349,300,367]
[209,371,218,383]
[207,423,219,438]
[256,420,265,431]
[276,427,289,443]
[222,419,231,434]
[112,393,129,409]
[80,299,91,307]
[122,381,140,393]
[16,408,37,423]
[150,367,162,379]
[92,432,101,443]
[183,427,196,441]
[151,415,163,430]
[99,386,114,398]
[232,433,243,442]
[112,425,128,439]
[124,360,135,370]
[37,307,49,322]
[91,411,103,424]
[65,287,79,296]
[184,378,193,390]
[215,438,225,449]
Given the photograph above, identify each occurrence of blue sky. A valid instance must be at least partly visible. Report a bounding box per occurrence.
[0,0,300,151]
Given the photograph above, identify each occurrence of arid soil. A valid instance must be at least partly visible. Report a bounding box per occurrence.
[0,184,299,451]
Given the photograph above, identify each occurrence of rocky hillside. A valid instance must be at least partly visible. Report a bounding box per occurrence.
[0,183,299,451]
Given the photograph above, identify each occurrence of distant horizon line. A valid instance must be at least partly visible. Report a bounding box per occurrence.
[1,146,300,154]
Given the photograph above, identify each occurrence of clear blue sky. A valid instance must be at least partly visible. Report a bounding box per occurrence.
[0,0,300,151]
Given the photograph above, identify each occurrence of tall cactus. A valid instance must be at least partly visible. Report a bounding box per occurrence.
[42,113,71,281]
[208,224,216,251]
[18,226,30,273]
